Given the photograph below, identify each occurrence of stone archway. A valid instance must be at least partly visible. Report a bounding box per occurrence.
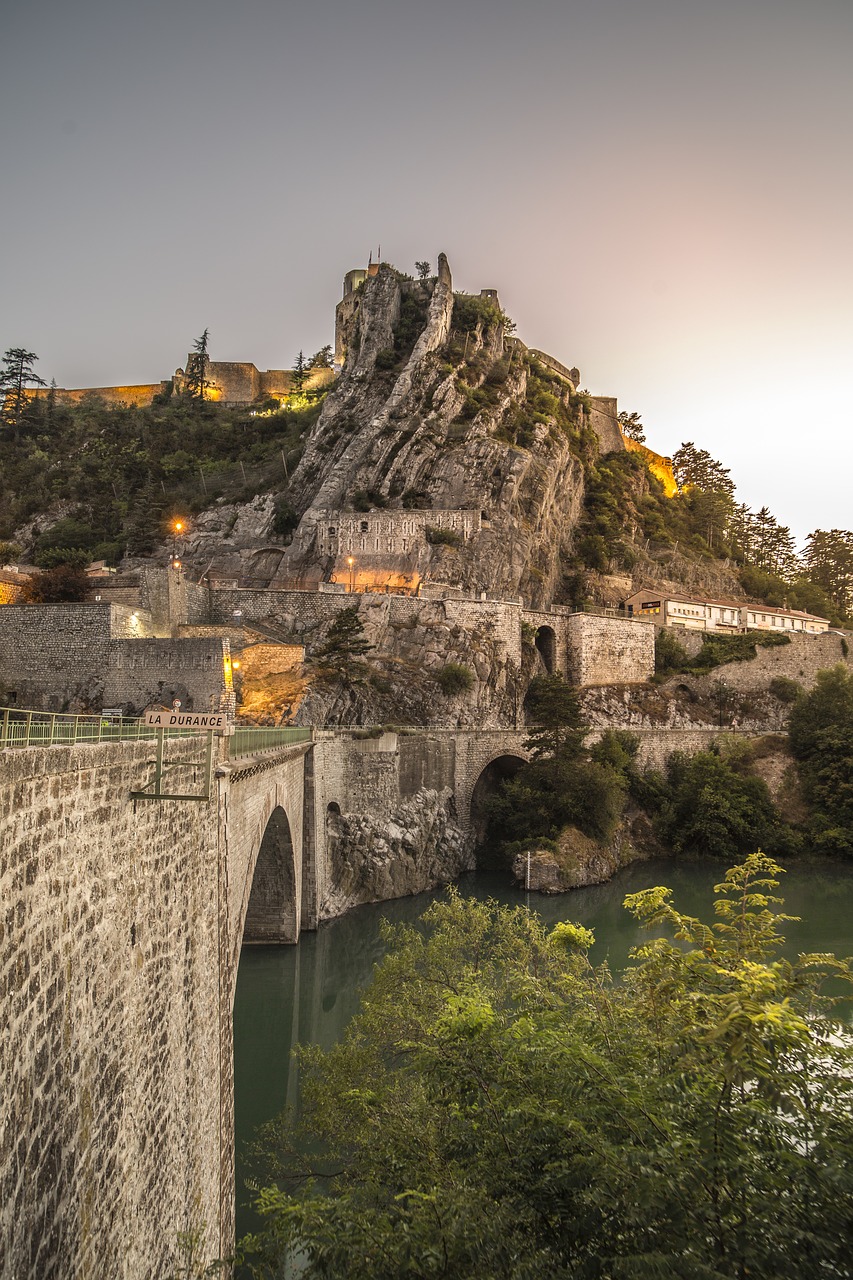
[468,753,527,856]
[535,624,557,673]
[243,805,298,944]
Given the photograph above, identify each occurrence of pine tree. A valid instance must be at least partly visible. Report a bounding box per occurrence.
[185,328,211,402]
[617,410,645,442]
[314,606,374,680]
[292,350,307,395]
[0,348,46,441]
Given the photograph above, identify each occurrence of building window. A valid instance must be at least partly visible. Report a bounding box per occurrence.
[360,521,369,533]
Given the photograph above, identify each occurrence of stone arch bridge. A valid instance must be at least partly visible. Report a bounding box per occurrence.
[0,721,538,1279]
[0,719,732,1277]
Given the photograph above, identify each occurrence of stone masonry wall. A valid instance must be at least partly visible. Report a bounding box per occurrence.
[565,613,655,686]
[0,604,229,713]
[0,740,225,1278]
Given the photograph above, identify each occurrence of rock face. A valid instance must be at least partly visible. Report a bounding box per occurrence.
[320,786,471,919]
[257,256,591,608]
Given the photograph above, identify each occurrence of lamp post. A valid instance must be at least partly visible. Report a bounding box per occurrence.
[347,556,355,594]
[172,519,185,570]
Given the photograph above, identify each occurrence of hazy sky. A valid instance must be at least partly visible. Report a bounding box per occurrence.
[2,0,851,543]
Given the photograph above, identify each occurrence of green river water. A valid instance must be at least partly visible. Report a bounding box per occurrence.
[233,857,853,1244]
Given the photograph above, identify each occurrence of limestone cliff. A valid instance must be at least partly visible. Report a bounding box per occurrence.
[245,255,592,608]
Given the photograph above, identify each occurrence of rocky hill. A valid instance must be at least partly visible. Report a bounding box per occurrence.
[177,254,745,615]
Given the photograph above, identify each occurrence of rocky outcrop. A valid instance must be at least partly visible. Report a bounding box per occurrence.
[320,786,471,919]
[511,805,659,893]
[253,256,591,608]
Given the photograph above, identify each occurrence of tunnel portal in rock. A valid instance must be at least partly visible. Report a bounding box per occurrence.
[469,753,527,855]
[534,624,557,674]
[243,805,298,944]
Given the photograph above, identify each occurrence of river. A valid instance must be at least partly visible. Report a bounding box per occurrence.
[232,857,853,1245]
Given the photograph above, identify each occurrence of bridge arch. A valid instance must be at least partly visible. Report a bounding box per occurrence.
[464,750,529,849]
[243,805,299,944]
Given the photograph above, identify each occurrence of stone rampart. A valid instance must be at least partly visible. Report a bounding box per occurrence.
[208,589,655,689]
[0,604,230,713]
[0,740,224,1277]
[565,612,655,686]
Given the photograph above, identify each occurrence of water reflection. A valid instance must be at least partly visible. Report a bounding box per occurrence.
[233,857,853,1243]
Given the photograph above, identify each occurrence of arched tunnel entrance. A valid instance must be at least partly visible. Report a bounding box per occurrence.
[535,625,557,674]
[243,805,298,944]
[469,754,527,869]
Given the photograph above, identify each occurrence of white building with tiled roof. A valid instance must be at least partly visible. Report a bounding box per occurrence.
[624,589,830,636]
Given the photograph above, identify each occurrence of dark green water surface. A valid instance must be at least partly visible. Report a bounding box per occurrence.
[233,858,853,1243]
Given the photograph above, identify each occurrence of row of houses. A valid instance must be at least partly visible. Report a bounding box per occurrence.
[625,589,831,635]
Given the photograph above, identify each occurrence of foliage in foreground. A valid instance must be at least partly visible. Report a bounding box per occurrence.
[240,854,853,1279]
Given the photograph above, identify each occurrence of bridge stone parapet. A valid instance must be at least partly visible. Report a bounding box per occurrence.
[0,739,225,1278]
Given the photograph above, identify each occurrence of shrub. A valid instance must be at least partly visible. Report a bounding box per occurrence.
[425,526,462,548]
[436,663,474,695]
[272,499,298,538]
[769,676,802,703]
[655,629,690,677]
[352,489,387,512]
[374,348,397,370]
[21,564,90,603]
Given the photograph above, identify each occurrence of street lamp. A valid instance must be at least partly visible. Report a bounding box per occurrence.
[171,518,185,570]
[347,556,355,593]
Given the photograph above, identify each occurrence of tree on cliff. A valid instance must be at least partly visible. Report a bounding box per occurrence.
[415,260,431,280]
[0,348,46,441]
[617,408,645,442]
[239,855,853,1280]
[185,328,211,402]
[313,606,374,681]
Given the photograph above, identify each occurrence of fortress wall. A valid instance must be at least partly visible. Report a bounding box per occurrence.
[587,396,624,454]
[566,613,655,686]
[0,604,229,712]
[0,740,224,1279]
[44,384,171,407]
[208,589,655,686]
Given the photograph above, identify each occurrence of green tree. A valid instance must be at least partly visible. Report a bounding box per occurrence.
[292,350,308,394]
[803,528,853,619]
[314,606,374,680]
[617,408,645,442]
[414,260,431,280]
[185,328,211,402]
[788,664,853,855]
[523,673,587,760]
[484,676,626,849]
[307,345,333,370]
[656,747,785,860]
[0,348,46,441]
[241,855,853,1280]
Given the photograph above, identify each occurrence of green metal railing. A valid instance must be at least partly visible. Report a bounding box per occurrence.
[0,707,204,750]
[227,726,312,759]
[1,707,314,756]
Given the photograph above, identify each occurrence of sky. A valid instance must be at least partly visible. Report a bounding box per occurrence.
[2,0,851,545]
